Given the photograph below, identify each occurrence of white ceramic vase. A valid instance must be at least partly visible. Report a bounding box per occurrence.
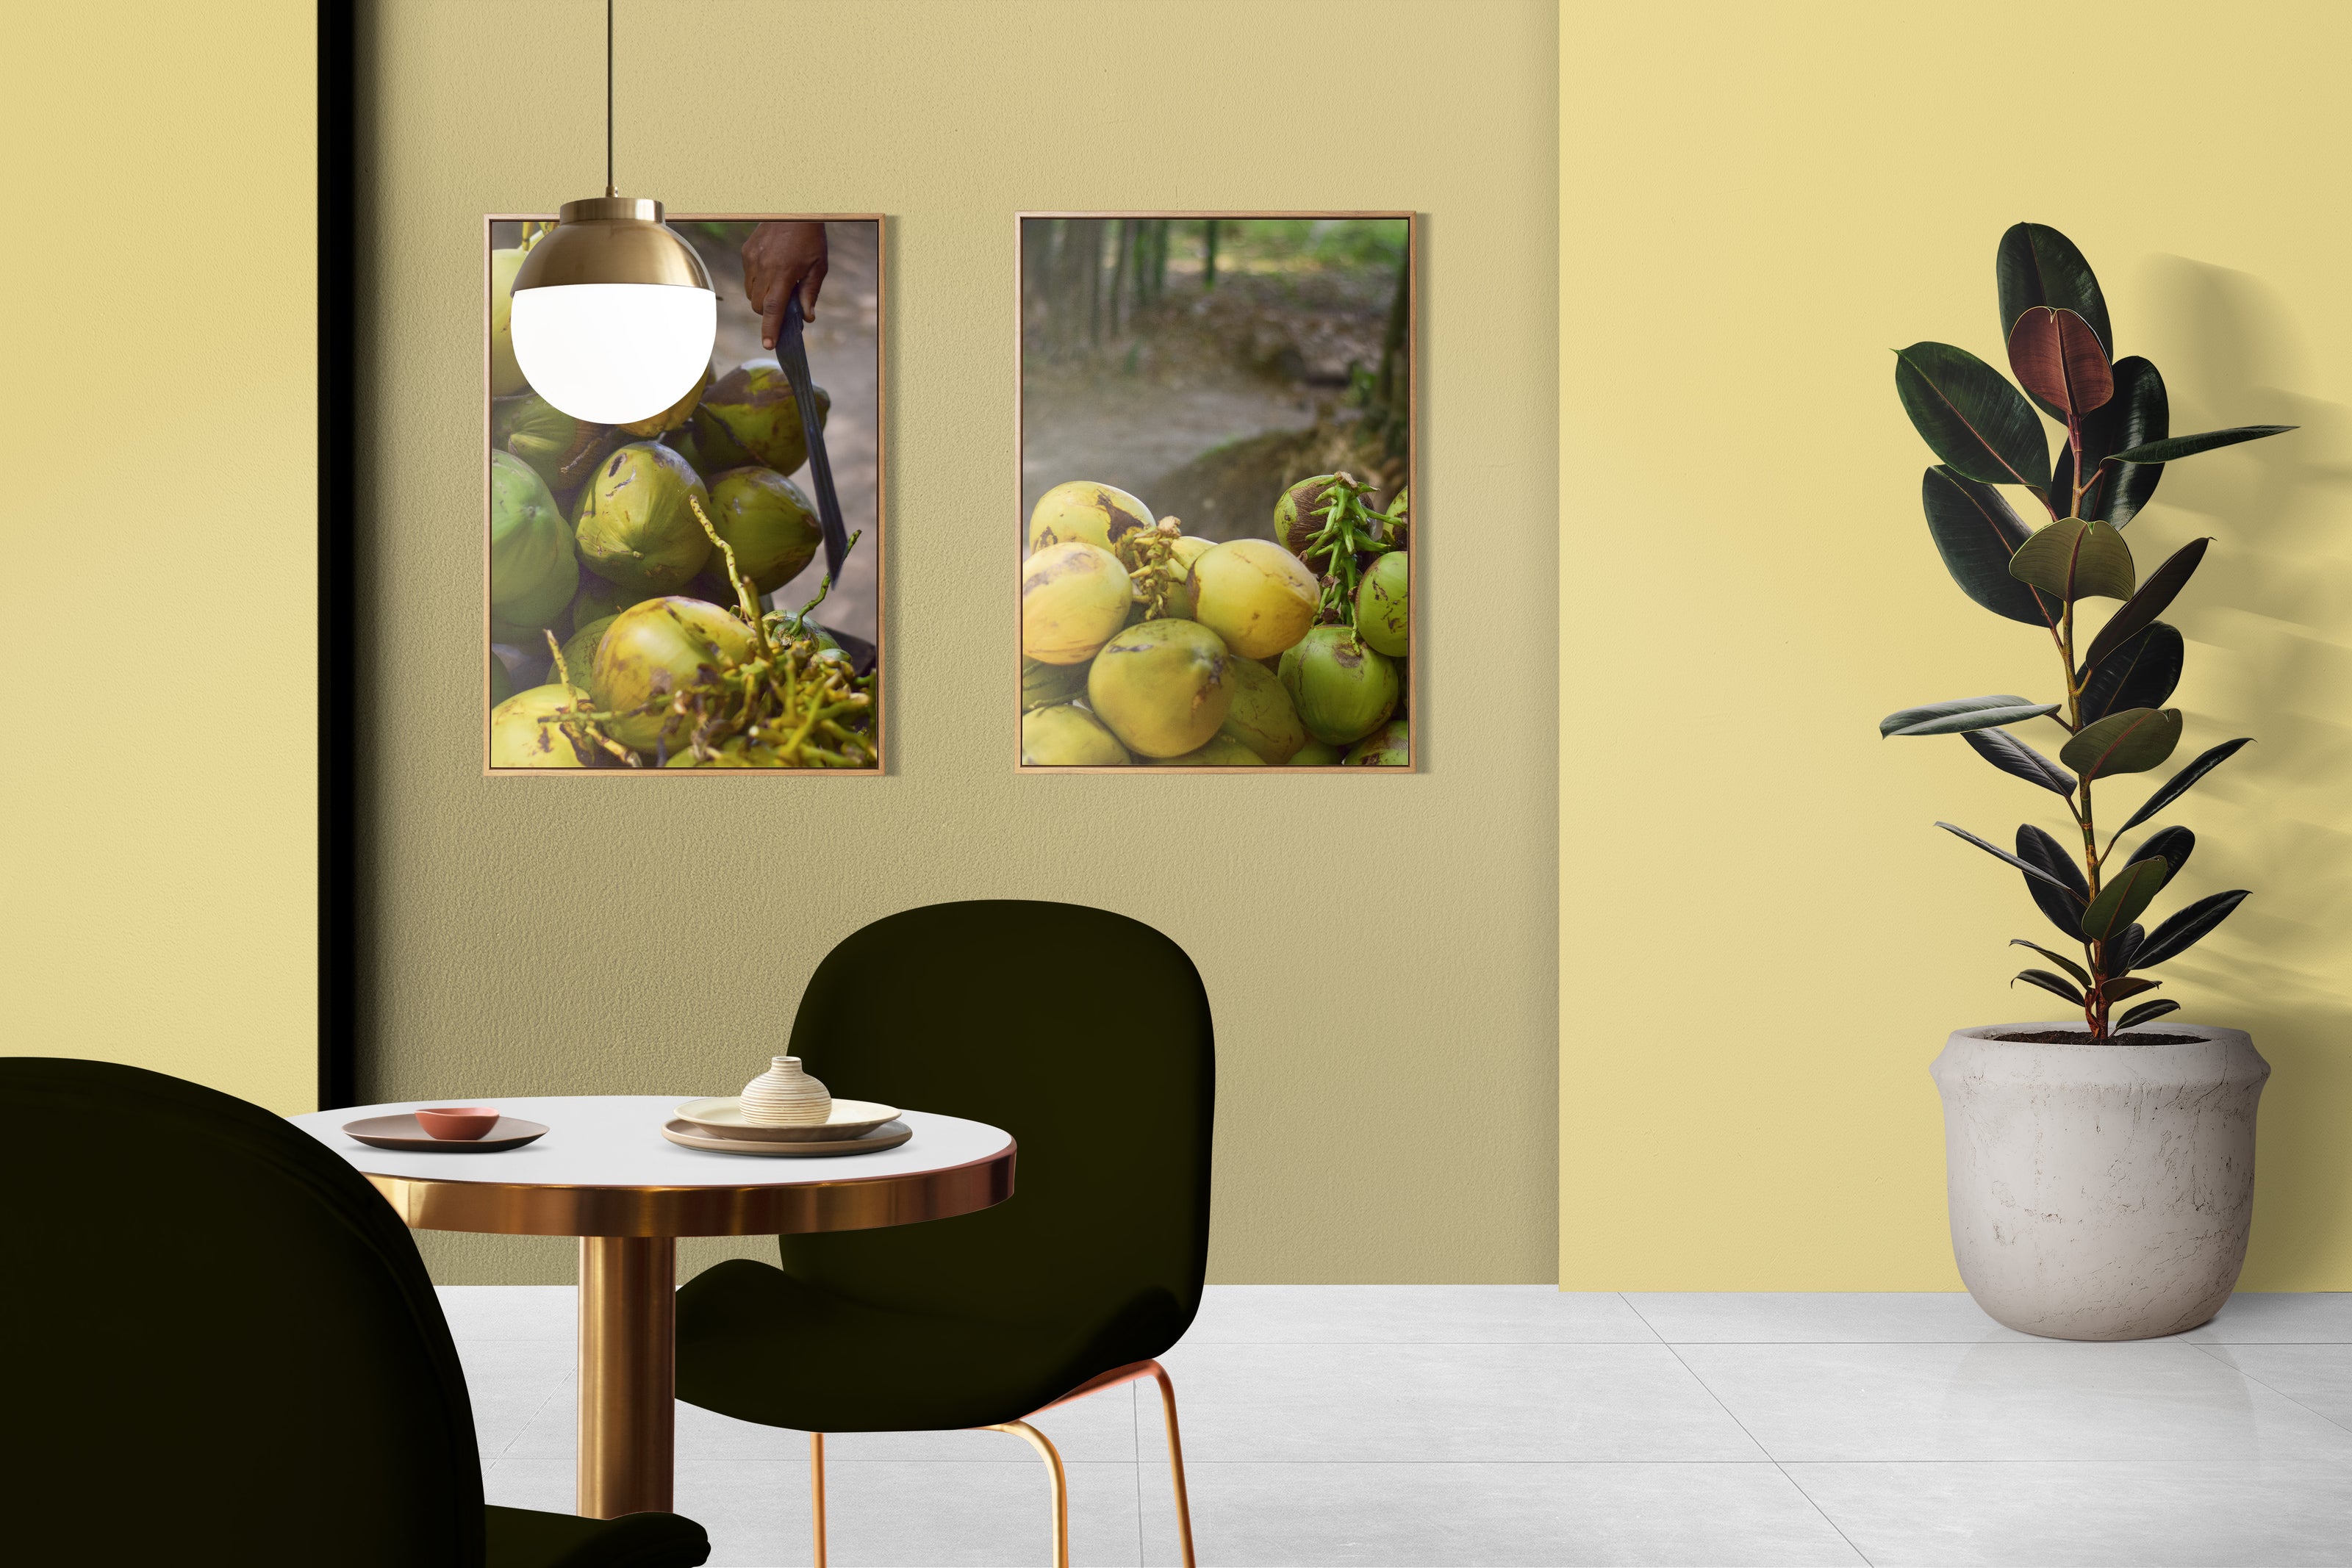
[739,1056,832,1126]
[1931,1023,2268,1341]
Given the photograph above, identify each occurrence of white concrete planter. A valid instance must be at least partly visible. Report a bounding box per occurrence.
[1930,1023,2269,1341]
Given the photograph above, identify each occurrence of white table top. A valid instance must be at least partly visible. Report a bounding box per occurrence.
[290,1096,1012,1190]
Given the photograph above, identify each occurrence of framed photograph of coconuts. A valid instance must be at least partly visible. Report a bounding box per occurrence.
[1018,213,1413,770]
[486,215,883,772]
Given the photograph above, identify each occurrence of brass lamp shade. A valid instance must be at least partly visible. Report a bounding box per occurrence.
[511,196,713,292]
[508,195,717,425]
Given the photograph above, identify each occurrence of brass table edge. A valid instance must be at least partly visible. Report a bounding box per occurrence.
[361,1139,1017,1237]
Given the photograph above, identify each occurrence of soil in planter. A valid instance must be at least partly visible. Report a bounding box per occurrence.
[1990,1030,2207,1045]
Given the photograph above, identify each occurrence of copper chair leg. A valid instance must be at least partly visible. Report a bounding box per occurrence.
[1146,1362,1197,1568]
[809,1431,827,1567]
[1026,1359,1197,1568]
[981,1419,1070,1568]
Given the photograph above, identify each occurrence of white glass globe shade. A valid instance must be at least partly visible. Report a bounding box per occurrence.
[509,283,716,425]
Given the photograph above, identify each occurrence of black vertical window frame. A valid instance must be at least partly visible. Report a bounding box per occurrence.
[318,1,359,1110]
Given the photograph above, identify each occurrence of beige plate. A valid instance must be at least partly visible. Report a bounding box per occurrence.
[661,1118,911,1157]
[673,1096,902,1142]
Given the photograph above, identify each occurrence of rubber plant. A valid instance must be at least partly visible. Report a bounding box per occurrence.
[1882,223,2294,1038]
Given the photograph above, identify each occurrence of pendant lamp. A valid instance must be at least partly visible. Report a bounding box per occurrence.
[509,0,714,424]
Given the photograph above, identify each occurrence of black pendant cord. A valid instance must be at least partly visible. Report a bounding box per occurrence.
[604,0,615,195]
[776,295,850,586]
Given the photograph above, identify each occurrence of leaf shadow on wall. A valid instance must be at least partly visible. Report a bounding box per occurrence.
[2139,255,2352,1282]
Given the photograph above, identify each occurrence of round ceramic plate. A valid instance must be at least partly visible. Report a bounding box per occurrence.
[343,1114,550,1153]
[661,1119,911,1157]
[673,1096,903,1142]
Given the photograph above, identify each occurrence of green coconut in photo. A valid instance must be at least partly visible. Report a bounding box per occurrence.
[1020,703,1131,766]
[1027,480,1154,557]
[1342,719,1410,766]
[1355,551,1409,657]
[1087,617,1232,758]
[1141,735,1266,766]
[590,597,754,754]
[1023,658,1091,711]
[698,359,830,476]
[558,615,617,700]
[1216,656,1308,763]
[1281,625,1399,746]
[1022,542,1133,665]
[573,442,712,599]
[705,467,821,594]
[490,684,596,767]
[495,392,620,499]
[490,246,528,397]
[489,450,578,630]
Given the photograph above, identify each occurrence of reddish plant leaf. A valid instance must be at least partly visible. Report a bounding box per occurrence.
[2007,307,2113,422]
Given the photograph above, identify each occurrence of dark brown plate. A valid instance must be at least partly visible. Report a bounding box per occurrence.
[343,1114,549,1153]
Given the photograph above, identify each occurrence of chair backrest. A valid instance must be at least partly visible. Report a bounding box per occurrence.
[1,1057,483,1566]
[780,901,1216,1346]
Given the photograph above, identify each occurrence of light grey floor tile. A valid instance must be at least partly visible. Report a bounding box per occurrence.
[1153,1341,1765,1463]
[489,1454,1143,1567]
[456,1340,575,1456]
[440,1284,576,1342]
[1788,1459,2352,1567]
[1678,1340,2352,1462]
[506,1385,1139,1465]
[1627,1292,2037,1345]
[2181,1292,2352,1344]
[1186,1284,1662,1344]
[1135,1461,1863,1568]
[2198,1342,2352,1432]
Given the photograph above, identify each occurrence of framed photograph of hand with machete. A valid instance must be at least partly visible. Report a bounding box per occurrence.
[483,214,883,772]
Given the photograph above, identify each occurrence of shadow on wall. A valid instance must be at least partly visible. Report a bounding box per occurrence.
[2140,256,2352,1284]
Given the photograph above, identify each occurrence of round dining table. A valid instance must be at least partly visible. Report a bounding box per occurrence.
[290,1096,1016,1519]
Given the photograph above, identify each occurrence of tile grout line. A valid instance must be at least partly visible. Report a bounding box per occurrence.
[2186,1339,2352,1439]
[1616,1292,1878,1568]
[1133,1381,1147,1568]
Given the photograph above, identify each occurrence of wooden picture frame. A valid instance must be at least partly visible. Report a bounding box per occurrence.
[1014,211,1417,772]
[481,214,887,777]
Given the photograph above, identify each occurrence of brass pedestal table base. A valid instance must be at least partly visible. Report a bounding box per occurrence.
[289,1096,1015,1520]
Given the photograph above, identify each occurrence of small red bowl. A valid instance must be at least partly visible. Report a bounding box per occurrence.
[415,1107,502,1141]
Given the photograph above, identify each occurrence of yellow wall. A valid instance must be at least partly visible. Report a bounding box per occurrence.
[3,5,316,1112]
[1563,1,2352,1288]
[363,0,1558,1284]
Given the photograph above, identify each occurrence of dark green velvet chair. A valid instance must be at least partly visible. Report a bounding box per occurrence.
[1,1057,710,1568]
[675,899,1215,1567]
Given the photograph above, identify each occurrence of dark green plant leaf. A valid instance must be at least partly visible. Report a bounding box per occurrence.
[2007,307,2112,422]
[1998,223,2112,359]
[2078,622,2182,724]
[2108,922,2145,974]
[1938,821,2082,893]
[1881,695,2062,737]
[2079,357,2168,525]
[2102,975,2162,1004]
[2125,825,2195,882]
[2116,737,2254,834]
[2012,968,2087,1006]
[1921,467,2062,625]
[2059,707,2182,782]
[2082,539,2208,674]
[2009,938,2090,987]
[2081,856,2170,942]
[2010,518,2135,602]
[2017,824,2089,939]
[2110,425,2296,464]
[1895,342,2052,500]
[1964,727,2076,794]
[2134,889,2251,968]
[2118,998,2181,1028]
